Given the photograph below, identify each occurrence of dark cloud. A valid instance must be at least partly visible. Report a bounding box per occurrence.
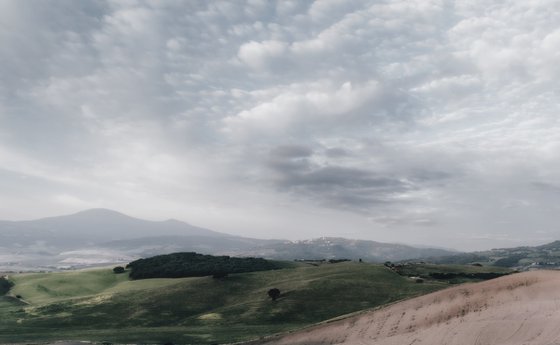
[281,166,407,192]
[532,182,560,194]
[270,145,313,159]
[266,149,417,212]
[324,147,350,158]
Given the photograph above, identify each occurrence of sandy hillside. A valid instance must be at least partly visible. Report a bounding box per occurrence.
[246,270,560,345]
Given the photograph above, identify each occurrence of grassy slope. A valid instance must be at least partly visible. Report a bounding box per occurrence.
[395,263,513,284]
[397,263,512,275]
[1,262,455,344]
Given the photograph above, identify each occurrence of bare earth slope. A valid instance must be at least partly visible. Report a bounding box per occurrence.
[248,270,560,345]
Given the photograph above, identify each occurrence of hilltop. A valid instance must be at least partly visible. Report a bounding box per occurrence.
[248,270,560,345]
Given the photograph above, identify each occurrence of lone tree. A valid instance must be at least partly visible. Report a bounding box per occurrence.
[113,266,125,274]
[267,288,280,301]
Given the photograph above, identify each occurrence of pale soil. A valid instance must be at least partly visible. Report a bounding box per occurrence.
[246,270,560,345]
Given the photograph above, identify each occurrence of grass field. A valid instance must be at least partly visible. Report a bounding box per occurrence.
[0,262,501,344]
[396,262,512,276]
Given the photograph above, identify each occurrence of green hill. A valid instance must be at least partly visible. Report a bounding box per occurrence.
[0,261,507,344]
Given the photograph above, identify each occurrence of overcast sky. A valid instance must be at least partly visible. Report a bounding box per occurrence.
[1,0,559,251]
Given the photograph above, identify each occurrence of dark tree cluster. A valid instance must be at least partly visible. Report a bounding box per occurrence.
[328,259,351,264]
[113,266,125,274]
[0,277,13,295]
[126,252,282,280]
[428,253,490,265]
[493,254,526,267]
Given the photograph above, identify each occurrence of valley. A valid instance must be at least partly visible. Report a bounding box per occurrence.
[0,260,503,344]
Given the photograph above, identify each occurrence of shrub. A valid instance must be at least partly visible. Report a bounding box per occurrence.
[113,266,125,274]
[268,288,281,301]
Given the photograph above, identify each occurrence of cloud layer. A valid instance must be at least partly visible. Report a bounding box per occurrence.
[1,0,559,250]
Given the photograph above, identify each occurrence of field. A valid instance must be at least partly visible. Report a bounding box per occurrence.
[393,263,512,283]
[0,262,506,344]
[246,270,558,345]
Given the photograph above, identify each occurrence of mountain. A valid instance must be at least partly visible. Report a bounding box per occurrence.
[231,237,457,262]
[412,240,560,270]
[0,209,276,270]
[100,235,282,258]
[0,209,456,271]
[0,208,227,247]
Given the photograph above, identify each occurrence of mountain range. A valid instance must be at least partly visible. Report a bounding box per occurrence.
[0,209,456,271]
[418,240,560,270]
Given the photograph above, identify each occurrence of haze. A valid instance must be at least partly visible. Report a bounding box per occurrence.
[1,0,559,251]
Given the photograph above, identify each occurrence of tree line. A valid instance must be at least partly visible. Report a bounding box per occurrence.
[126,252,282,279]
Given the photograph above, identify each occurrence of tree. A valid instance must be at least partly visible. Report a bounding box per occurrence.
[268,288,280,301]
[0,277,13,295]
[113,266,125,274]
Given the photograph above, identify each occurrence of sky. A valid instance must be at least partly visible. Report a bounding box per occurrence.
[1,0,559,251]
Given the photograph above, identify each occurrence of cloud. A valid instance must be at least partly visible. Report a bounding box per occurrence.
[222,80,388,139]
[272,164,414,210]
[1,0,560,250]
[238,40,288,70]
[264,144,453,215]
[270,145,313,159]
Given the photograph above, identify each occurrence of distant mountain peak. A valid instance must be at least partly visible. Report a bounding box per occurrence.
[72,208,130,217]
[77,207,122,213]
[4,208,229,241]
[164,218,189,225]
[38,208,141,224]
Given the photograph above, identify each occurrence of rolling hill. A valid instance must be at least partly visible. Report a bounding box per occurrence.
[416,240,560,270]
[0,261,450,344]
[246,270,560,345]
